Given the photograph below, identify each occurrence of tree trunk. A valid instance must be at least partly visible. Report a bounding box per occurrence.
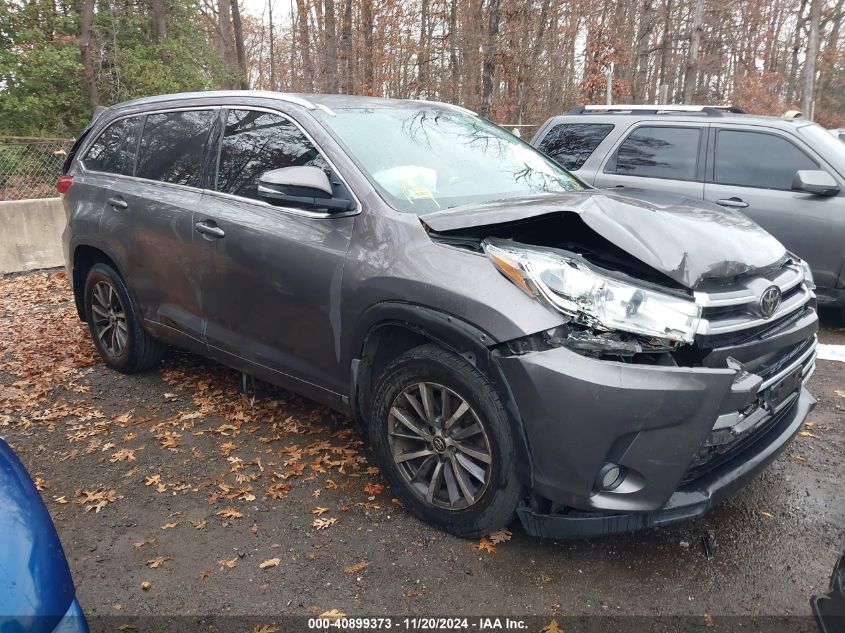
[323,0,337,92]
[268,0,277,90]
[217,0,237,87]
[339,0,352,93]
[230,0,249,89]
[79,0,98,110]
[682,0,704,103]
[295,0,314,91]
[149,0,168,64]
[803,0,821,118]
[480,0,502,117]
[361,0,374,94]
[418,0,429,97]
[448,0,459,101]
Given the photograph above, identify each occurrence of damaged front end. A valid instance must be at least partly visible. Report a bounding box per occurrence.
[425,199,819,538]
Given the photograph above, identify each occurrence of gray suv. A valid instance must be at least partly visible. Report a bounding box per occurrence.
[532,105,845,319]
[61,92,818,538]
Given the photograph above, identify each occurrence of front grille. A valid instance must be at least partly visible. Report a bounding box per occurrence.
[693,260,813,336]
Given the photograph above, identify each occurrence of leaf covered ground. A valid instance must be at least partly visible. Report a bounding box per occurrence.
[1,271,844,623]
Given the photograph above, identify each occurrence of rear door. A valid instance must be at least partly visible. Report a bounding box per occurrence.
[194,107,356,402]
[592,123,706,199]
[102,108,216,347]
[703,126,845,291]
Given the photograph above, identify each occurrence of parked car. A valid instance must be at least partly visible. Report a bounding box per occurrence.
[61,92,817,538]
[531,104,845,321]
[0,437,88,633]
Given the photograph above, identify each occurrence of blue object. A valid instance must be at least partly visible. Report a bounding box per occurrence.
[0,437,88,633]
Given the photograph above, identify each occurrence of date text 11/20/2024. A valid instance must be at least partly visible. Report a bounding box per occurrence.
[307,618,529,630]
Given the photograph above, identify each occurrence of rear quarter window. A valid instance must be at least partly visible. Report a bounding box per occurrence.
[81,117,142,175]
[605,125,701,181]
[537,123,614,171]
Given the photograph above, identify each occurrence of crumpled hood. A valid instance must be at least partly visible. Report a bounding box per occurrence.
[421,189,788,288]
[0,437,75,631]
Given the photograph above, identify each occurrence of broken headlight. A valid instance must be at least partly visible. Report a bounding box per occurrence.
[483,238,702,344]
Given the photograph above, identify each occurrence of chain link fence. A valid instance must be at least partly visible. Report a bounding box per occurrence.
[0,137,74,201]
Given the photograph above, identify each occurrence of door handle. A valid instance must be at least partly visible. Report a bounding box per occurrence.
[194,220,225,239]
[107,196,128,210]
[715,197,749,209]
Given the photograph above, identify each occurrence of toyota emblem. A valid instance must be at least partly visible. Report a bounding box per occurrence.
[759,286,782,318]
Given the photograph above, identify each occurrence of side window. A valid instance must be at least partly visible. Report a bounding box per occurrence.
[215,109,329,201]
[606,126,701,181]
[136,110,215,187]
[82,117,141,175]
[714,130,818,190]
[537,123,614,171]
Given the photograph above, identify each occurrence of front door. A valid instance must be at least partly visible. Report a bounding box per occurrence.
[195,108,356,402]
[703,126,845,292]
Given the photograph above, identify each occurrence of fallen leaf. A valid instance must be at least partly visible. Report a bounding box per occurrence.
[319,609,347,621]
[133,538,154,548]
[835,390,845,399]
[54,496,69,504]
[344,561,369,574]
[218,558,238,570]
[474,538,496,554]
[216,507,244,520]
[146,556,170,569]
[109,448,136,463]
[542,618,563,633]
[198,568,212,580]
[489,528,512,544]
[160,522,178,530]
[190,519,207,529]
[145,475,161,486]
[363,482,384,496]
[703,613,715,628]
[251,626,278,633]
[312,517,337,530]
[798,431,819,438]
[760,511,774,518]
[259,557,281,569]
[311,506,329,515]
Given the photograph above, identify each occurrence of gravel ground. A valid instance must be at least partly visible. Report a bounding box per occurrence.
[1,271,843,631]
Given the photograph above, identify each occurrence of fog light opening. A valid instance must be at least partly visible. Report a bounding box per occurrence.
[598,463,624,491]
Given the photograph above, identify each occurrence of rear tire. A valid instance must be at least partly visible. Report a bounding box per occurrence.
[84,263,163,373]
[369,344,523,537]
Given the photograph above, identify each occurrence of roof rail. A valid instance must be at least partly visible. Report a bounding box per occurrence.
[567,104,745,117]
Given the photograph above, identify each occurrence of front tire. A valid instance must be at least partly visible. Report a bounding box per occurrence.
[84,263,163,373]
[369,344,523,537]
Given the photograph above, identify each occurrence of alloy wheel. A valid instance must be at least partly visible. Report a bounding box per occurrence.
[90,281,128,357]
[387,382,492,510]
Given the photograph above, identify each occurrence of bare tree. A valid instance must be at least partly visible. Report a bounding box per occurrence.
[682,0,704,103]
[480,0,502,117]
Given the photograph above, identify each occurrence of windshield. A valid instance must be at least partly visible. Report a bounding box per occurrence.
[315,106,584,213]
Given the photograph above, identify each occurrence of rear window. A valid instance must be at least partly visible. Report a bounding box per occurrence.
[136,110,216,187]
[537,123,614,170]
[81,117,141,175]
[714,130,818,190]
[605,126,701,181]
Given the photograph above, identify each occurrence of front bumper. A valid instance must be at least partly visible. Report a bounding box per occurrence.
[497,309,817,537]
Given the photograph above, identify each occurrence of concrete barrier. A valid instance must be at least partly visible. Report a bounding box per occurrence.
[0,197,66,274]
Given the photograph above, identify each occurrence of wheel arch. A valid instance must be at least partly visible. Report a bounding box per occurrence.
[70,241,128,321]
[349,302,534,486]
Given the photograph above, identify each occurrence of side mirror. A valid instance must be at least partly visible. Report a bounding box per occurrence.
[792,170,840,196]
[257,166,354,212]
